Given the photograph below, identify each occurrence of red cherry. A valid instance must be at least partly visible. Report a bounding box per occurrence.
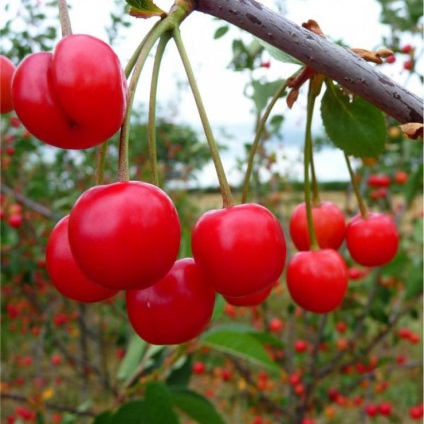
[268,317,284,333]
[46,215,118,303]
[289,201,346,251]
[126,258,215,345]
[68,181,181,290]
[368,174,391,188]
[294,339,308,353]
[336,321,347,333]
[401,44,413,53]
[346,213,399,267]
[403,60,413,70]
[192,361,206,375]
[385,54,396,63]
[223,284,273,307]
[394,170,408,185]
[191,203,286,297]
[398,327,411,339]
[410,404,424,419]
[0,56,16,114]
[365,404,378,417]
[7,214,23,228]
[12,35,126,149]
[378,402,392,416]
[286,249,348,314]
[289,372,301,386]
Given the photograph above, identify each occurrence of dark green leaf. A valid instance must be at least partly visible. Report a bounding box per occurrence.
[211,294,225,320]
[144,382,180,424]
[214,26,229,39]
[92,411,113,424]
[111,400,146,424]
[166,355,192,387]
[404,271,423,300]
[321,82,386,157]
[170,387,227,424]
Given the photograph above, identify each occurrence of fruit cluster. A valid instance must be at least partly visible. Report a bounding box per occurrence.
[45,182,287,345]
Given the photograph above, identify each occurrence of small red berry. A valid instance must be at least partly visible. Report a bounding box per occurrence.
[268,318,284,333]
[401,44,413,54]
[294,339,308,353]
[365,404,378,417]
[193,361,206,375]
[378,402,392,416]
[403,60,413,70]
[385,54,396,63]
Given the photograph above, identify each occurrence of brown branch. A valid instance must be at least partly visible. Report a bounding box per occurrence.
[195,0,423,124]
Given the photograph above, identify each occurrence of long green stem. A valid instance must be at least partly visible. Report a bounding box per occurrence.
[241,79,288,204]
[58,0,72,36]
[172,26,234,208]
[118,18,175,182]
[148,33,172,186]
[304,81,319,250]
[95,142,108,186]
[309,141,320,206]
[344,154,368,218]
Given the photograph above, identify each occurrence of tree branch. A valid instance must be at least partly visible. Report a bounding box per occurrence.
[195,0,423,124]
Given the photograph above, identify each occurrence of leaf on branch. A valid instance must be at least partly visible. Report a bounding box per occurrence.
[125,0,166,18]
[256,38,303,65]
[399,122,424,139]
[321,82,387,157]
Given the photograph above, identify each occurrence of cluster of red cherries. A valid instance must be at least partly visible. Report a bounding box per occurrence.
[1,34,399,346]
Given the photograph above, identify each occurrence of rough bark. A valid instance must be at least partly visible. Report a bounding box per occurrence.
[195,0,423,124]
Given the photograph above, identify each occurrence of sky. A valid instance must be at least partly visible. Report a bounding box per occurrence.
[7,0,423,185]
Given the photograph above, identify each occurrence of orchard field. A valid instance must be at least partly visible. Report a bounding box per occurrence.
[1,0,423,423]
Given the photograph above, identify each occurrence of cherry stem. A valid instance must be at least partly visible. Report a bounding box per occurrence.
[118,18,175,182]
[58,0,72,37]
[95,142,108,186]
[304,80,319,251]
[148,33,172,187]
[309,141,321,206]
[241,79,288,204]
[172,26,234,208]
[344,153,369,218]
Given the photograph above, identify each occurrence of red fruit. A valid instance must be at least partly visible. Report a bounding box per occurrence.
[46,215,118,303]
[410,404,424,419]
[289,201,346,251]
[348,266,368,280]
[8,214,23,228]
[268,317,284,333]
[336,321,347,333]
[394,170,408,185]
[365,404,378,417]
[301,419,315,424]
[68,181,181,290]
[294,383,305,395]
[126,258,215,345]
[193,361,206,375]
[401,44,413,54]
[328,387,340,402]
[370,188,387,200]
[294,339,308,353]
[409,332,420,344]
[192,203,286,297]
[398,327,412,339]
[224,303,237,318]
[346,213,399,267]
[0,56,16,114]
[289,372,302,386]
[378,402,392,416]
[368,174,391,188]
[385,54,396,63]
[286,249,348,314]
[223,284,273,307]
[12,34,126,149]
[51,354,62,366]
[221,369,232,381]
[396,354,407,365]
[403,60,413,70]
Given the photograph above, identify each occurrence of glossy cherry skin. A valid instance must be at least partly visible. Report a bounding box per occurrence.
[68,181,181,290]
[126,258,215,345]
[12,34,126,149]
[346,212,399,267]
[191,203,286,297]
[223,284,273,307]
[286,249,348,314]
[289,201,346,251]
[367,174,391,188]
[46,215,118,303]
[0,55,16,114]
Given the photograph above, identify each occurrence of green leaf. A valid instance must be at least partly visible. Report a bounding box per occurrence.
[256,38,303,65]
[321,82,386,157]
[200,328,280,371]
[126,0,165,18]
[144,382,180,424]
[116,334,146,381]
[92,411,113,424]
[248,79,286,115]
[170,387,227,424]
[214,26,229,39]
[211,294,225,320]
[111,400,146,424]
[166,355,192,387]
